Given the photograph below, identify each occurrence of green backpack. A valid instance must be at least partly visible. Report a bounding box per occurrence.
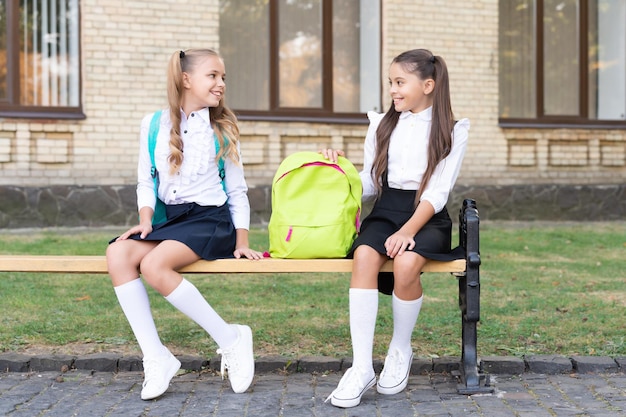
[268,151,363,258]
[147,110,225,225]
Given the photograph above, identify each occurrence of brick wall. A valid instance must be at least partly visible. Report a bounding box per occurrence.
[0,0,624,203]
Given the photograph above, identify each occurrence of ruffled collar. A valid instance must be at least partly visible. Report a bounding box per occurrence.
[180,107,211,124]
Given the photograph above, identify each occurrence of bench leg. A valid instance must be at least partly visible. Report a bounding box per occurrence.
[457,275,492,394]
[456,199,493,395]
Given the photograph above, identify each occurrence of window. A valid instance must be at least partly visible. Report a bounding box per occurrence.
[499,0,626,126]
[0,0,82,119]
[219,0,381,123]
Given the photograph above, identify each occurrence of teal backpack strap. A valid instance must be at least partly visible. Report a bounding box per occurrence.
[148,111,162,195]
[214,133,226,193]
[148,110,167,224]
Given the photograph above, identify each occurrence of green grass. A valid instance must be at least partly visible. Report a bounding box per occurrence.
[0,223,625,359]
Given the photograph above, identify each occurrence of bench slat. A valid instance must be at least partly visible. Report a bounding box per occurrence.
[0,255,466,274]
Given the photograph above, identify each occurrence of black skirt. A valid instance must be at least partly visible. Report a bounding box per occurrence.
[111,202,236,261]
[351,184,463,294]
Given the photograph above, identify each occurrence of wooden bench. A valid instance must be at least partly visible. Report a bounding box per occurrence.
[0,198,491,394]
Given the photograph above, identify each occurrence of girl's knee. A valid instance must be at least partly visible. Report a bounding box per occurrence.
[106,241,130,271]
[353,245,383,265]
[392,255,425,286]
[351,246,385,288]
[138,253,160,278]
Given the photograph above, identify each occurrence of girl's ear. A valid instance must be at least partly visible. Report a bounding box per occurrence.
[182,72,191,89]
[424,79,435,95]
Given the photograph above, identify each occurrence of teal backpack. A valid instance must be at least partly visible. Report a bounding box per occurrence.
[147,110,226,224]
[268,151,362,258]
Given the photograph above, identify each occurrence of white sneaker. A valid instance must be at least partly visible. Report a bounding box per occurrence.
[216,324,254,393]
[377,348,413,395]
[140,349,181,400]
[325,367,376,408]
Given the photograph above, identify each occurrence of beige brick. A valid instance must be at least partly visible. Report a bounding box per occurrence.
[1,0,624,188]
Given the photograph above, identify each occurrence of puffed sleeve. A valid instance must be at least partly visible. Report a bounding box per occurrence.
[360,111,385,201]
[420,118,470,213]
[223,144,250,230]
[136,113,158,212]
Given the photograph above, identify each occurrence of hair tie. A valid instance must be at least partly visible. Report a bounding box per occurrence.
[179,50,185,59]
[430,55,436,64]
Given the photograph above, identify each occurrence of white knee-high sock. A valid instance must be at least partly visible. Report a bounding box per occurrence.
[388,292,423,359]
[165,278,237,349]
[114,279,167,358]
[349,288,378,373]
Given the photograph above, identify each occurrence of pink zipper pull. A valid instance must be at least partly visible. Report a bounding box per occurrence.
[285,226,293,242]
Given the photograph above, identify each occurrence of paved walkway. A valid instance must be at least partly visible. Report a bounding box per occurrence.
[2,366,625,416]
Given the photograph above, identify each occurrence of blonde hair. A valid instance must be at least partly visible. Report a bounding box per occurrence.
[165,48,240,175]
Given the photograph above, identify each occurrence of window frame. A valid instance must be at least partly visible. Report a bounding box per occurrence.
[0,0,84,120]
[498,0,626,129]
[233,0,379,125]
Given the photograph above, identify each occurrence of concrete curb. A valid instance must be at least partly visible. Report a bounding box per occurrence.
[1,353,624,375]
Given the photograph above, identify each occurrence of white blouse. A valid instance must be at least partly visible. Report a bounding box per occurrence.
[136,108,250,230]
[360,107,469,214]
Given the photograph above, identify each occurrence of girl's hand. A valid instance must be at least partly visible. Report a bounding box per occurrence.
[116,223,153,241]
[384,231,416,258]
[319,148,345,163]
[234,246,264,260]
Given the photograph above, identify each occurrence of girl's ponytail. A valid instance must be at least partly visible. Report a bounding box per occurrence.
[419,54,455,205]
[384,49,455,207]
[165,49,241,175]
[166,50,185,175]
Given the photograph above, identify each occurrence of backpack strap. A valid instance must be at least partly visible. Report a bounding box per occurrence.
[149,111,227,195]
[214,133,226,192]
[148,110,162,198]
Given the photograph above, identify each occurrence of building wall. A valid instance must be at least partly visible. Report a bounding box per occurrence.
[0,0,624,226]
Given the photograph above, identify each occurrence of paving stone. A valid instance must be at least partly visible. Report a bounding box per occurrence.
[29,354,75,372]
[525,354,573,374]
[118,355,142,371]
[1,366,624,416]
[177,354,208,371]
[0,353,31,372]
[73,352,120,372]
[570,356,620,373]
[411,356,433,374]
[254,355,296,373]
[297,355,341,373]
[481,355,526,374]
[432,356,461,373]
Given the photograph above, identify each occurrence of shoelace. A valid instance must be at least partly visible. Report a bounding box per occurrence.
[142,358,161,387]
[324,368,363,403]
[217,347,239,380]
[380,350,405,380]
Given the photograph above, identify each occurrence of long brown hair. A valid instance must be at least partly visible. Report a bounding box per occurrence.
[371,49,455,207]
[165,48,240,175]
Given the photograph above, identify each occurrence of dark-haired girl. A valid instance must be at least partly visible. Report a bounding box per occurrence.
[323,48,469,408]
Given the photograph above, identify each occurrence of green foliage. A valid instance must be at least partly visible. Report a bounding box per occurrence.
[1,223,625,359]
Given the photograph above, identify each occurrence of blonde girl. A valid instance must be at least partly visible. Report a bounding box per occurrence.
[106,49,262,401]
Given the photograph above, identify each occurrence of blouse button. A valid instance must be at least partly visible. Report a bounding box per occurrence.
[191,113,195,117]
[184,130,187,134]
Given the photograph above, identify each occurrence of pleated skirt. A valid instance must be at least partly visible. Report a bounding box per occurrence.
[113,202,236,260]
[350,185,463,294]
